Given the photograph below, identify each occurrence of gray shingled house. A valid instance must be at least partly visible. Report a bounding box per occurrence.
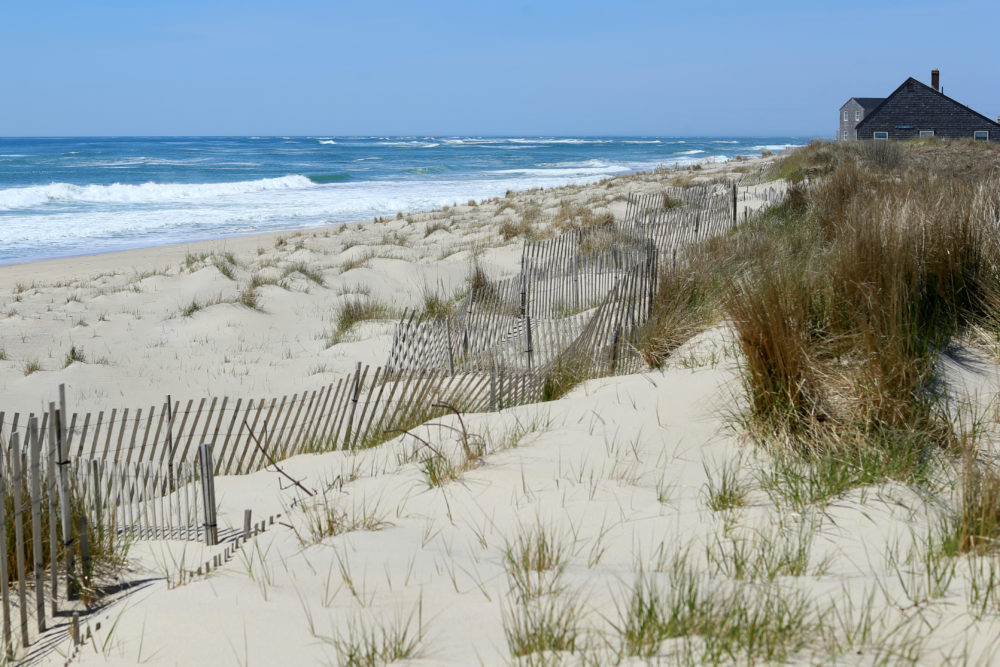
[839,69,1000,142]
[839,97,884,141]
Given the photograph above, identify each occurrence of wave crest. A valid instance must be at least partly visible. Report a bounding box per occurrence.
[0,175,316,210]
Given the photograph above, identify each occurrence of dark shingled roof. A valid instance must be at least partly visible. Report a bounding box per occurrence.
[852,97,885,109]
[856,78,1000,133]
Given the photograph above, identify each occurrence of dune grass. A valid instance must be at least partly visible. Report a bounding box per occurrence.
[613,551,817,663]
[282,260,325,286]
[325,296,393,346]
[712,145,1000,469]
[631,139,1000,535]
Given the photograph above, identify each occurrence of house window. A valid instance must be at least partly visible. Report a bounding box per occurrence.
[873,132,888,141]
[974,131,989,141]
[919,130,934,137]
[855,111,861,121]
[843,111,849,122]
[842,130,848,140]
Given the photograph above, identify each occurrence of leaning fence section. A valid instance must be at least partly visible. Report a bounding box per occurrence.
[384,182,762,387]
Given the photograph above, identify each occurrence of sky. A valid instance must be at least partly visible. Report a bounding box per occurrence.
[1,0,996,137]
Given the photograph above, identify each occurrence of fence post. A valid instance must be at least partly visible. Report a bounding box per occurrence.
[445,320,455,375]
[525,315,534,370]
[611,327,621,374]
[489,368,497,412]
[28,421,45,634]
[198,444,218,546]
[165,395,174,484]
[46,405,60,609]
[53,403,75,602]
[90,459,101,528]
[732,182,737,224]
[343,362,362,450]
[573,253,580,310]
[0,444,11,656]
[243,509,252,540]
[498,370,505,411]
[77,516,91,589]
[10,433,29,647]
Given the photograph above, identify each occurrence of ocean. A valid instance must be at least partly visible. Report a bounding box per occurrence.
[0,136,804,266]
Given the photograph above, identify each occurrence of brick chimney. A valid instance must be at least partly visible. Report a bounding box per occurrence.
[931,68,940,91]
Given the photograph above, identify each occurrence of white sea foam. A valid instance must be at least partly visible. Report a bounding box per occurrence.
[441,138,502,145]
[507,138,614,145]
[710,140,739,144]
[318,140,337,145]
[78,157,213,167]
[0,169,639,261]
[751,143,803,151]
[622,140,662,144]
[0,175,315,210]
[376,140,440,148]
[676,149,706,155]
[490,160,631,177]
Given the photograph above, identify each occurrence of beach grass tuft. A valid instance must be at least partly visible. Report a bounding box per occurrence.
[64,345,86,367]
[325,296,392,346]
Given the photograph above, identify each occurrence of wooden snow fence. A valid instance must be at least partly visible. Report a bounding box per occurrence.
[386,225,658,371]
[0,410,222,653]
[0,365,538,479]
[385,181,790,388]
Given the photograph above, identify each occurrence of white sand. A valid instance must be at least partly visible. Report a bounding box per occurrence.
[53,327,1000,665]
[13,156,996,664]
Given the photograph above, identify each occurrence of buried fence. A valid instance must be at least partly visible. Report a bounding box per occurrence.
[383,181,773,384]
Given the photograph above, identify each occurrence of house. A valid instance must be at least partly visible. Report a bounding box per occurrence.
[839,69,1000,142]
[839,97,884,141]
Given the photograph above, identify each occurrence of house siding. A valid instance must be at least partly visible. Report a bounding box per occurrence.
[838,100,864,141]
[855,79,1000,141]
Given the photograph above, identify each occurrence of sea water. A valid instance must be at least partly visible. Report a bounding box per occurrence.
[0,136,804,265]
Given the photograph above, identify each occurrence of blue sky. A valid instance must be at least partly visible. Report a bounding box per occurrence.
[1,0,996,137]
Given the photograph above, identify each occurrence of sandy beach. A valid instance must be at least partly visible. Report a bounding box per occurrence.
[8,150,999,666]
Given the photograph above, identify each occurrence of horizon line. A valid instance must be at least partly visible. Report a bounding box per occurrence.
[0,133,823,139]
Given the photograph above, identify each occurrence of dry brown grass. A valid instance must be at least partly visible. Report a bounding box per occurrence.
[552,201,615,231]
[946,457,1000,554]
[729,151,1000,452]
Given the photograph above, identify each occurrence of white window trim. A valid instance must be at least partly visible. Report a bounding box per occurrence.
[873,132,888,141]
[974,130,989,141]
[855,111,861,121]
[843,111,849,121]
[842,130,848,140]
[919,130,934,137]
